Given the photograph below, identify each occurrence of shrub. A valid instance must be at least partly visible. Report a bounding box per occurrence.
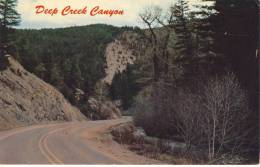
[133,72,251,163]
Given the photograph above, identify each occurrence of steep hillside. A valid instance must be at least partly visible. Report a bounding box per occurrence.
[0,56,85,130]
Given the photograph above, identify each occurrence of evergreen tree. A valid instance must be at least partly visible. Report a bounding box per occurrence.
[0,0,20,69]
[201,0,258,104]
[109,64,142,110]
[188,4,223,76]
[50,63,62,87]
[69,57,82,89]
[0,0,20,44]
[203,0,258,81]
[172,0,192,61]
[190,5,215,57]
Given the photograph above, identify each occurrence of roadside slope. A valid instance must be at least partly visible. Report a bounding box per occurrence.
[0,56,85,130]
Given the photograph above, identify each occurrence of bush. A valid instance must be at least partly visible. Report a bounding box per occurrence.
[133,82,180,140]
[133,72,251,163]
[133,88,156,135]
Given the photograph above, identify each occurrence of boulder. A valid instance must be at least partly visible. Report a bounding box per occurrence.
[88,97,122,120]
[110,122,136,144]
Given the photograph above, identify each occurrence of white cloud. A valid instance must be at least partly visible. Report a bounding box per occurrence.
[17,0,210,29]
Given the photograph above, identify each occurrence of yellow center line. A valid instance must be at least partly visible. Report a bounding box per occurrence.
[0,123,66,141]
[38,124,78,164]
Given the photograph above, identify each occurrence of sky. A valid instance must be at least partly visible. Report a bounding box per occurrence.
[17,0,209,29]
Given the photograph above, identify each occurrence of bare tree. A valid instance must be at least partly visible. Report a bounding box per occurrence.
[139,6,161,81]
[171,88,203,152]
[139,4,177,81]
[169,72,250,162]
[200,73,250,161]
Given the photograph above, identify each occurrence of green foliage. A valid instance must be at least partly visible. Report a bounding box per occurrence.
[12,24,123,105]
[0,0,20,43]
[172,0,192,60]
[190,5,215,57]
[0,0,20,68]
[109,64,142,110]
[0,0,20,27]
[34,63,46,79]
[200,0,258,81]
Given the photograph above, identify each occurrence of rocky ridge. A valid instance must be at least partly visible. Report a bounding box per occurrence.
[0,55,85,130]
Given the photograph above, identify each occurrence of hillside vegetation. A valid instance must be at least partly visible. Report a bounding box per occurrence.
[11,25,123,104]
[9,25,138,116]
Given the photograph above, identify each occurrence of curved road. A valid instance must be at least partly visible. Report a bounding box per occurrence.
[0,118,155,164]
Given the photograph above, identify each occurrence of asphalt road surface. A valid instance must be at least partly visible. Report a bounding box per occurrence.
[0,118,156,164]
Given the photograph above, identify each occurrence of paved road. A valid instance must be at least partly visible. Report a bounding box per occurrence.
[0,118,153,164]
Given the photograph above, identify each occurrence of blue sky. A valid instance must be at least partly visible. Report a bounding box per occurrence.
[17,0,210,29]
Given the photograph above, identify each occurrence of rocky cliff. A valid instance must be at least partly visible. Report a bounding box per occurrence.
[103,31,142,84]
[0,55,85,130]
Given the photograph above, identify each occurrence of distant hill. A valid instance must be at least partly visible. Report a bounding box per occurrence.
[11,24,127,104]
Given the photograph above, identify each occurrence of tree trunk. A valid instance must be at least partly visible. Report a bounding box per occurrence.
[153,48,159,81]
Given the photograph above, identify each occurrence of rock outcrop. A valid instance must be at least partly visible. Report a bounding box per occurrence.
[103,31,143,84]
[0,56,85,130]
[87,97,122,120]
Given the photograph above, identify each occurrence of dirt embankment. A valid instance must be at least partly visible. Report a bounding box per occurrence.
[0,56,85,130]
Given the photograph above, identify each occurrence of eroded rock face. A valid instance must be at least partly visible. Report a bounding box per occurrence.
[88,97,121,120]
[0,56,85,130]
[103,31,142,84]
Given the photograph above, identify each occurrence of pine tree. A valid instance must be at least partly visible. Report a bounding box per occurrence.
[70,58,82,89]
[172,0,192,62]
[200,0,258,93]
[0,0,20,65]
[50,63,62,87]
[200,0,258,73]
[188,4,221,75]
[0,0,20,44]
[191,5,215,56]
[109,64,142,110]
